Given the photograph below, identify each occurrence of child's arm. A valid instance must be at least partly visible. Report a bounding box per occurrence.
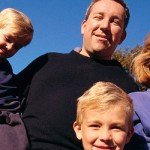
[0,59,20,113]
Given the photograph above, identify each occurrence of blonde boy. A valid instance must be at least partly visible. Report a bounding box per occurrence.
[0,8,33,112]
[0,8,33,150]
[73,81,134,150]
[0,8,33,58]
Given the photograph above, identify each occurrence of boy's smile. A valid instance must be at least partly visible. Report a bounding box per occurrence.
[74,106,133,150]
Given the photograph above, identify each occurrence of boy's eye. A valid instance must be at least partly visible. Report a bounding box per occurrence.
[5,37,12,43]
[5,36,14,43]
[112,125,124,131]
[114,126,121,129]
[89,124,100,128]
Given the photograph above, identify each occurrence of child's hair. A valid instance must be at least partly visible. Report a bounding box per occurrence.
[0,8,34,46]
[76,81,134,127]
[130,33,150,88]
[85,0,130,29]
[143,33,150,53]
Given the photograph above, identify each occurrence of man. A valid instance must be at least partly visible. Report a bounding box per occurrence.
[18,0,138,149]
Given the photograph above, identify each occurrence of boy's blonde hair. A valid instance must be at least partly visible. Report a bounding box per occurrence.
[85,0,130,29]
[76,82,134,127]
[0,8,34,46]
[130,33,150,88]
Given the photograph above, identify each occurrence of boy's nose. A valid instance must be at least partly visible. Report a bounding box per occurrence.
[99,129,112,141]
[6,42,14,50]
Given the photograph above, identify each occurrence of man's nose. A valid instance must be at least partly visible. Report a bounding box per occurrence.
[100,19,110,31]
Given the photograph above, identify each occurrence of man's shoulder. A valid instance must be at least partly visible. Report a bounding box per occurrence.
[47,51,72,57]
[47,50,76,61]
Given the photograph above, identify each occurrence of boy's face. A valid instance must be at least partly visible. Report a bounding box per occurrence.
[73,106,133,150]
[0,28,25,58]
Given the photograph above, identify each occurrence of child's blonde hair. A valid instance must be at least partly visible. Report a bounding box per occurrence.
[0,8,34,46]
[76,81,134,127]
[130,33,150,88]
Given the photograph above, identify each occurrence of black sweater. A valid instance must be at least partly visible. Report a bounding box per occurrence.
[0,59,20,113]
[21,50,138,150]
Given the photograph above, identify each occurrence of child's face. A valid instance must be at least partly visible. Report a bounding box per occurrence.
[73,106,133,150]
[0,28,24,58]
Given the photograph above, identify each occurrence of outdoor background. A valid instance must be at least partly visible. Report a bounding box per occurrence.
[0,0,150,73]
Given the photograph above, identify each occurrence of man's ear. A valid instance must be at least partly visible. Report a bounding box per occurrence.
[81,20,87,35]
[125,127,134,144]
[119,30,126,44]
[73,121,82,140]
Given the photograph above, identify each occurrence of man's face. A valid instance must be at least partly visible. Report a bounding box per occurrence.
[81,0,126,60]
[73,106,133,150]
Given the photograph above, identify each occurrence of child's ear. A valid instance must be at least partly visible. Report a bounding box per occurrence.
[125,127,134,143]
[73,121,82,140]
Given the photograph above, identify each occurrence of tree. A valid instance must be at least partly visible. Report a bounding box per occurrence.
[113,45,143,72]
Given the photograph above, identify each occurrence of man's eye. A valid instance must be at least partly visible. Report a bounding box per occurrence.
[94,15,103,20]
[112,19,121,26]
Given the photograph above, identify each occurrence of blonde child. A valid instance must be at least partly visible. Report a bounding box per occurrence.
[0,8,33,112]
[0,8,33,150]
[73,81,134,150]
[125,33,150,149]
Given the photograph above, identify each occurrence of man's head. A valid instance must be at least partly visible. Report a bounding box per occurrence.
[85,0,130,29]
[80,0,128,60]
[73,81,134,150]
[0,8,34,58]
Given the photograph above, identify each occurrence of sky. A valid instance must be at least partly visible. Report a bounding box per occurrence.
[0,0,150,73]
